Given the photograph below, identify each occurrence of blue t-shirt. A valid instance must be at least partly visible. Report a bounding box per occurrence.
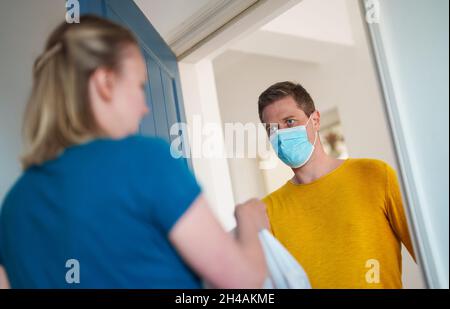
[0,136,202,288]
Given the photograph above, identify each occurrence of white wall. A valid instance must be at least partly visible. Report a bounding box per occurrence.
[178,60,236,230]
[262,0,354,45]
[370,0,449,289]
[0,0,66,202]
[210,0,425,288]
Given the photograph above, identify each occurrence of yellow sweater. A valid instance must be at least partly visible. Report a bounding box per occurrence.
[263,159,415,289]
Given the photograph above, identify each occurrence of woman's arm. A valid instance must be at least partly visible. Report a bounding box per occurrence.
[0,265,10,289]
[169,195,268,289]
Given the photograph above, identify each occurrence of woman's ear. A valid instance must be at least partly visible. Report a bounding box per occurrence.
[90,67,115,103]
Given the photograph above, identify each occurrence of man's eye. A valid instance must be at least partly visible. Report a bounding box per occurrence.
[286,119,296,126]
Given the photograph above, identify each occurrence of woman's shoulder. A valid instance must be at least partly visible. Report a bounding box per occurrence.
[72,135,172,163]
[17,135,173,182]
[119,135,169,151]
[108,135,186,175]
[119,135,173,161]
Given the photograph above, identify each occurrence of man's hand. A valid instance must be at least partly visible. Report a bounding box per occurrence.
[235,198,270,231]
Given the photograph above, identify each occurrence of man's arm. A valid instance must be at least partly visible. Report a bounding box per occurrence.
[385,164,416,260]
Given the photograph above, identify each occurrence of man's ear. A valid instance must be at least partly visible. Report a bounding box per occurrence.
[90,68,115,103]
[313,110,321,131]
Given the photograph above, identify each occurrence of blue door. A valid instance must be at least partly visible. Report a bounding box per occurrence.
[79,0,190,166]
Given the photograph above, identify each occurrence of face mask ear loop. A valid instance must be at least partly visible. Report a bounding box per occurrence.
[312,130,318,147]
[305,114,312,128]
[306,113,318,147]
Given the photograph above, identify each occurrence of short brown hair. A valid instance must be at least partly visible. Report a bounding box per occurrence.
[258,81,315,122]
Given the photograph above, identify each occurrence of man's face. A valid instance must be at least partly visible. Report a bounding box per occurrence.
[261,96,318,142]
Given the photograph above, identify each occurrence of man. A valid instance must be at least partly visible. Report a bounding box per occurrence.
[259,81,415,288]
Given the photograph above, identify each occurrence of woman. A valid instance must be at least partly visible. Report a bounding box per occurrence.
[0,16,267,288]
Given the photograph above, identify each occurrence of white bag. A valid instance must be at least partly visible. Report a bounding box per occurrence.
[259,229,311,289]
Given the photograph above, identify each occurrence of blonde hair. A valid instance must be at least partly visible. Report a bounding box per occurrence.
[21,15,138,169]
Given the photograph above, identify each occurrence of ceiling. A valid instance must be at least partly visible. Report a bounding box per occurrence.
[262,0,354,46]
[134,0,356,63]
[228,0,356,63]
[134,0,216,44]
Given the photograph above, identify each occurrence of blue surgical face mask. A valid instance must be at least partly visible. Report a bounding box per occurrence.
[270,115,318,168]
